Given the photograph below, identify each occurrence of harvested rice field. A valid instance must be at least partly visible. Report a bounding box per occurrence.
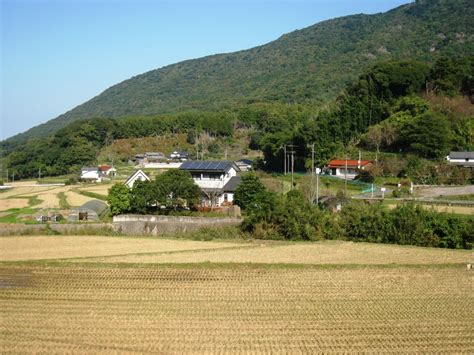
[0,236,470,265]
[0,236,239,261]
[0,182,113,211]
[1,236,472,353]
[0,264,472,353]
[87,239,472,265]
[0,198,30,210]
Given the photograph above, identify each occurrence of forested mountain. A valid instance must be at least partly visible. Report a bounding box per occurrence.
[4,0,473,144]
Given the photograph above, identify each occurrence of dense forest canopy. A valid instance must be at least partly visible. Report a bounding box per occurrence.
[3,0,473,146]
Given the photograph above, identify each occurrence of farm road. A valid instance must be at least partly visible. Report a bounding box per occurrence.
[417,185,474,198]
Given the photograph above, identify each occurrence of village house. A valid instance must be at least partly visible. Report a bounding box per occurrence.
[124,169,150,189]
[80,165,115,182]
[326,159,372,180]
[446,151,474,168]
[235,159,253,172]
[98,165,116,177]
[180,161,241,207]
[145,152,166,163]
[169,150,189,161]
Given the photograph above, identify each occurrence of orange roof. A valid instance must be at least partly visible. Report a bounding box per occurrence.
[328,160,371,168]
[98,165,112,171]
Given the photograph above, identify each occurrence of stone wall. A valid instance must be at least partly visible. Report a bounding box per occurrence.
[112,215,241,236]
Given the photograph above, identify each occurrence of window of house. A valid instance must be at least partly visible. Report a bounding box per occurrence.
[224,194,228,202]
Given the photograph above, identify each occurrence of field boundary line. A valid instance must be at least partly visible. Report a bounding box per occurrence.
[0,260,466,270]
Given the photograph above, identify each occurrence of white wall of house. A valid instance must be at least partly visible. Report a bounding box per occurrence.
[448,157,472,163]
[81,171,101,182]
[191,167,237,190]
[331,168,359,180]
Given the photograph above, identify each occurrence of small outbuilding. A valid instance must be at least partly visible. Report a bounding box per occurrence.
[68,200,109,222]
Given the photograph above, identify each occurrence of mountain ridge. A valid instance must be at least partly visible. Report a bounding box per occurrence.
[4,0,473,144]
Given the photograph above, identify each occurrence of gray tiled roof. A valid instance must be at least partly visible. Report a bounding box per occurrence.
[450,151,474,159]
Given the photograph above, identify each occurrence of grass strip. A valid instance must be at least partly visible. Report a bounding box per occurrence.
[57,192,70,209]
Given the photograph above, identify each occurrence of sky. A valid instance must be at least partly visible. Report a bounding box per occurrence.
[1,0,411,140]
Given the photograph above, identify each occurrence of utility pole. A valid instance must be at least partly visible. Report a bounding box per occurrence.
[316,167,319,205]
[283,145,287,175]
[291,151,294,189]
[344,155,348,197]
[286,145,296,190]
[6,169,8,183]
[308,143,315,203]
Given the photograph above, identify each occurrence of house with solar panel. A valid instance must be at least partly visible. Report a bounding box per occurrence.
[180,161,242,206]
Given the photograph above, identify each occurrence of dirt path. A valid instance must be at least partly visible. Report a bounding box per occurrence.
[416,185,474,198]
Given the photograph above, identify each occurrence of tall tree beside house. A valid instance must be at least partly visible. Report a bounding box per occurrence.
[151,170,201,209]
[234,174,267,210]
[130,180,154,214]
[107,184,131,216]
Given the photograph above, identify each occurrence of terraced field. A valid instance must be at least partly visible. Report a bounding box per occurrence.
[1,236,472,353]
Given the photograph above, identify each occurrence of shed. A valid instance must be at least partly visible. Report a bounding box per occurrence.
[68,200,109,222]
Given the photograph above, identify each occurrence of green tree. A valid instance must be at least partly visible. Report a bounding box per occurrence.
[107,183,131,216]
[234,174,267,209]
[152,170,201,209]
[402,112,451,158]
[130,180,153,214]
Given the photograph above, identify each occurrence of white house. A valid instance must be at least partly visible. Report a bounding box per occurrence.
[327,159,372,180]
[180,161,241,207]
[80,167,102,182]
[98,165,116,177]
[447,152,474,167]
[124,169,150,189]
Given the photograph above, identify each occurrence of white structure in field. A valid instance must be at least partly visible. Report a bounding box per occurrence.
[180,161,241,207]
[124,169,150,189]
[447,152,474,167]
[327,159,372,180]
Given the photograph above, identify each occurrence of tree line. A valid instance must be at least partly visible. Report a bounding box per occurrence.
[234,174,473,249]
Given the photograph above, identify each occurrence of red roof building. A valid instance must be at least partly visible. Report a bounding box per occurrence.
[326,159,372,180]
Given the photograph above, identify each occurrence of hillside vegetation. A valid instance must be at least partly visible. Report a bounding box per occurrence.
[3,56,473,181]
[4,0,473,144]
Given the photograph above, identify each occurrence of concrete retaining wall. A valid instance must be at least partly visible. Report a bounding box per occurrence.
[0,223,113,236]
[113,214,241,236]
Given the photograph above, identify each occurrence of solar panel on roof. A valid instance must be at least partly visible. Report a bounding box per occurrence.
[180,160,234,171]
